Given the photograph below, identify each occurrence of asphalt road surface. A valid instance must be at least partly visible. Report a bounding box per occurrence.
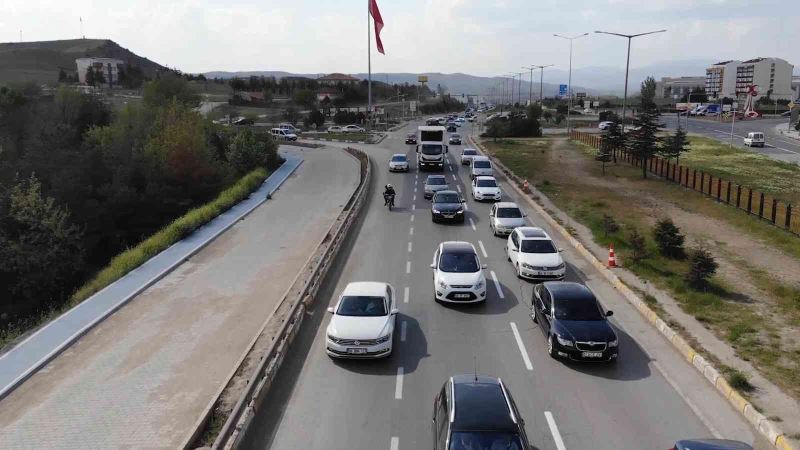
[243,121,763,450]
[662,115,800,163]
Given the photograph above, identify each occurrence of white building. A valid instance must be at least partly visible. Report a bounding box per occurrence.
[793,76,800,101]
[657,76,706,99]
[76,57,125,87]
[705,60,740,99]
[735,57,794,101]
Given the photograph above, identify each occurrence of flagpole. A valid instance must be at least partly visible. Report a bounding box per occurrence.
[367,0,372,132]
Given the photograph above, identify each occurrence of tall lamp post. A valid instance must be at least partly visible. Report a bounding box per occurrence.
[525,64,554,104]
[522,66,535,106]
[554,33,588,133]
[516,72,524,106]
[595,29,666,129]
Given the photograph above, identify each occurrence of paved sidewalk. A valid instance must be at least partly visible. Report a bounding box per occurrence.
[0,147,359,449]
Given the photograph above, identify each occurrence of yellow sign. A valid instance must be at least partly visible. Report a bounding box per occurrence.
[418,75,428,83]
[789,101,796,109]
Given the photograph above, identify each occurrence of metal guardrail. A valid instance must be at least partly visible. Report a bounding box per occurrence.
[205,147,371,450]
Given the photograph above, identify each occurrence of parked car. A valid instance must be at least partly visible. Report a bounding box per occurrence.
[405,133,417,144]
[232,117,254,125]
[447,124,458,132]
[343,124,366,133]
[489,202,527,236]
[461,148,478,165]
[270,128,298,141]
[328,125,344,133]
[424,175,449,199]
[431,241,487,304]
[471,176,501,202]
[325,281,398,359]
[388,154,409,172]
[598,121,615,130]
[432,375,532,450]
[743,131,765,147]
[449,133,462,145]
[506,227,565,281]
[531,281,618,362]
[431,190,465,223]
[670,439,753,450]
[470,156,493,179]
[467,116,476,122]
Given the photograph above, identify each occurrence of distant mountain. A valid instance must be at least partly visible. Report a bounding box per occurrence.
[0,39,167,85]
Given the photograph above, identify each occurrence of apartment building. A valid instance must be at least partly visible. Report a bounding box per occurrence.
[76,57,125,86]
[705,60,740,99]
[657,76,706,99]
[705,57,794,100]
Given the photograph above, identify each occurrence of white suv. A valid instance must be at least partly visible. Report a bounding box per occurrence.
[431,242,487,304]
[470,156,493,179]
[325,282,398,358]
[506,227,566,281]
[471,176,501,201]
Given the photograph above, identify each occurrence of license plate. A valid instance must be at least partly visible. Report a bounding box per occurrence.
[347,348,367,354]
[581,351,603,358]
[454,293,470,299]
[443,215,454,218]
[536,271,551,276]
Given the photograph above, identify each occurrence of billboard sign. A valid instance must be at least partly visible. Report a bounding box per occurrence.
[409,101,417,112]
[559,84,568,96]
[418,75,428,83]
[576,92,587,98]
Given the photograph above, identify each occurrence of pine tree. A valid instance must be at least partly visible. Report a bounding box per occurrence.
[85,67,95,86]
[627,76,662,178]
[661,125,689,164]
[597,130,613,175]
[652,218,685,258]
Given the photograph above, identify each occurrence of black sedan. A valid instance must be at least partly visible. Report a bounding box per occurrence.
[449,134,462,145]
[446,124,457,132]
[431,190,465,223]
[671,439,752,450]
[531,281,618,362]
[405,133,417,144]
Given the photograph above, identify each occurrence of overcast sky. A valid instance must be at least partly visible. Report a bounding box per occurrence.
[2,0,798,75]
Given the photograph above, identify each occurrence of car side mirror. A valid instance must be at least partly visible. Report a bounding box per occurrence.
[606,310,614,317]
[416,145,420,153]
[430,263,436,269]
[327,307,335,314]
[522,213,528,217]
[481,264,488,269]
[558,248,565,252]
[391,308,399,315]
[445,145,449,153]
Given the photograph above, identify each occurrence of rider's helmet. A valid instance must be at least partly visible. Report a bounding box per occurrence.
[386,184,393,190]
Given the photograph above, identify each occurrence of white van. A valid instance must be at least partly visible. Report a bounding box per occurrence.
[743,132,765,147]
[470,156,493,179]
[279,123,300,134]
[270,128,298,141]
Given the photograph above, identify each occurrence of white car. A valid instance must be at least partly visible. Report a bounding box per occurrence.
[424,175,449,199]
[325,282,398,358]
[431,242,487,304]
[279,123,301,134]
[343,124,366,133]
[598,121,615,130]
[328,125,344,133]
[470,156,493,179]
[489,202,527,236]
[461,148,478,165]
[389,153,410,172]
[471,176,501,202]
[743,132,765,147]
[270,128,298,141]
[506,227,566,281]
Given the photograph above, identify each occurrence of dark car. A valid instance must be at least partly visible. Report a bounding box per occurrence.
[531,281,618,362]
[233,117,254,125]
[433,375,531,450]
[406,133,418,144]
[431,191,465,223]
[447,124,458,132]
[671,439,753,450]
[449,134,462,145]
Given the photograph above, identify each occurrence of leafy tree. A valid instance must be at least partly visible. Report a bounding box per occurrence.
[628,228,647,264]
[686,246,718,289]
[626,77,663,178]
[660,125,689,164]
[556,103,568,115]
[604,121,625,163]
[282,106,300,125]
[226,128,274,175]
[682,86,707,103]
[597,131,613,175]
[85,67,96,86]
[652,218,685,258]
[95,69,106,86]
[293,89,317,110]
[554,113,564,124]
[599,111,620,123]
[143,74,199,108]
[58,69,68,82]
[261,89,273,106]
[305,109,325,129]
[600,214,619,237]
[640,76,657,111]
[542,110,552,123]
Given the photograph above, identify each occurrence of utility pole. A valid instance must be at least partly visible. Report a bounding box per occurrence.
[522,66,536,106]
[595,29,667,130]
[554,33,588,133]
[531,64,554,103]
[516,72,524,106]
[367,0,372,132]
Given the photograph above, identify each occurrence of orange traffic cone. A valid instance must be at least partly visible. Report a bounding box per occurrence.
[607,244,617,268]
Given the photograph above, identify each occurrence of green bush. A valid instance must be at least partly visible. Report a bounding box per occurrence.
[600,214,619,237]
[628,228,647,263]
[686,246,718,289]
[652,218,685,258]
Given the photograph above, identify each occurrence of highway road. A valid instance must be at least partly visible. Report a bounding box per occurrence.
[243,121,762,450]
[662,115,800,163]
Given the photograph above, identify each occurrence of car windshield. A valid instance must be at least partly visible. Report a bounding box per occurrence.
[449,431,523,450]
[451,134,460,138]
[434,193,460,203]
[439,252,479,273]
[427,177,446,185]
[497,208,522,218]
[554,297,604,321]
[422,144,444,155]
[476,179,497,187]
[463,150,477,155]
[407,134,415,138]
[473,161,491,169]
[336,296,387,317]
[391,155,407,162]
[520,239,556,253]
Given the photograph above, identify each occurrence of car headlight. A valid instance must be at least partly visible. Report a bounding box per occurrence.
[474,280,485,290]
[438,279,449,289]
[327,334,340,343]
[432,208,441,214]
[555,263,566,270]
[456,209,464,214]
[376,334,391,344]
[556,335,574,347]
[608,339,618,348]
[521,262,535,270]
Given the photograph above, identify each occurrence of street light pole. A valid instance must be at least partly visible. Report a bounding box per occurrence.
[516,72,524,106]
[554,33,588,133]
[530,64,554,103]
[595,29,667,130]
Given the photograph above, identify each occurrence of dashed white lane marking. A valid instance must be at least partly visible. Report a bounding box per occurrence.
[457,185,462,193]
[463,203,469,211]
[412,203,416,211]
[652,361,722,438]
[390,436,399,450]
[451,174,458,181]
[490,270,504,299]
[510,322,533,371]
[406,261,411,274]
[410,215,415,222]
[478,240,488,258]
[545,411,566,450]
[395,367,404,399]
[414,187,418,193]
[403,286,409,303]
[409,227,414,235]
[469,218,477,231]
[400,321,407,342]
[408,241,413,253]
[413,194,417,201]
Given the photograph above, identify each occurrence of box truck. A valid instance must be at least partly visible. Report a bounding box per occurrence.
[416,126,448,170]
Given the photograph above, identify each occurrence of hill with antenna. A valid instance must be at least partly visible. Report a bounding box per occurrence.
[0,39,168,85]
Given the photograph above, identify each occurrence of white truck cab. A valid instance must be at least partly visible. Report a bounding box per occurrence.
[417,126,448,171]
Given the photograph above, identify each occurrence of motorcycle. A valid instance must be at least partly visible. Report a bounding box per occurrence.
[384,193,395,210]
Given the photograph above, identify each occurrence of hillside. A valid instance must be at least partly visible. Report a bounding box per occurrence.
[0,39,167,85]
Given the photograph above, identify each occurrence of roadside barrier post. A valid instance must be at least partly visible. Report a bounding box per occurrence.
[771,199,778,223]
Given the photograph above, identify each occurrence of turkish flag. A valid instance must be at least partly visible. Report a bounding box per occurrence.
[369,0,385,55]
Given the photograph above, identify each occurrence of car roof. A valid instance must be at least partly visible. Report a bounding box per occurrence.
[475,176,496,181]
[675,439,753,450]
[495,202,519,209]
[516,227,548,239]
[433,190,459,198]
[543,282,595,302]
[440,241,476,254]
[341,281,389,297]
[451,375,517,432]
[426,175,447,180]
[462,148,478,153]
[472,155,490,161]
[391,153,407,157]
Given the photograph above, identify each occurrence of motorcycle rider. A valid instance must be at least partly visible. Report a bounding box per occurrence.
[383,184,396,206]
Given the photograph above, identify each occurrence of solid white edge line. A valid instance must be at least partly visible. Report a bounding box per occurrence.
[490,270,504,299]
[403,286,409,303]
[390,436,399,450]
[652,360,723,438]
[395,367,404,399]
[545,411,567,450]
[400,321,407,342]
[478,240,488,258]
[469,218,477,231]
[406,261,411,274]
[509,322,533,371]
